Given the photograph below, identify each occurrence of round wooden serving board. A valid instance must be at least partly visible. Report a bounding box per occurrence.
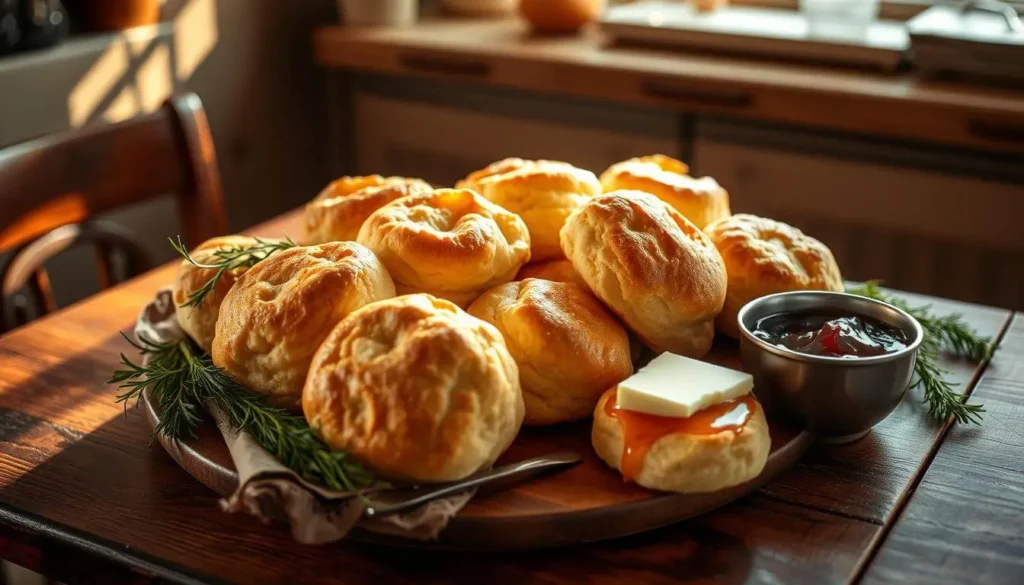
[143,346,813,550]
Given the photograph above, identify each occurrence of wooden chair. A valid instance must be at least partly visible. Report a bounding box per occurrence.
[0,92,228,332]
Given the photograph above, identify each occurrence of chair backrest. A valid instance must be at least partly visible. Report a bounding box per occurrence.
[0,92,229,331]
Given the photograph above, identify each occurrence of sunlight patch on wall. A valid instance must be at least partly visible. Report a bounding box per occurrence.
[67,37,131,126]
[174,0,219,81]
[66,0,219,127]
[137,43,173,113]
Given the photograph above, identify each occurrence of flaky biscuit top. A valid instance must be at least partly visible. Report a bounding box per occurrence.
[704,213,843,338]
[303,294,523,483]
[459,159,601,261]
[600,155,730,229]
[704,214,843,291]
[303,175,432,244]
[564,190,726,318]
[560,190,727,357]
[173,235,270,352]
[356,188,531,297]
[211,242,396,409]
[516,259,587,287]
[468,279,632,425]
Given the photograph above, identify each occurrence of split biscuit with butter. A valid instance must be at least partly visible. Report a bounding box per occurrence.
[457,158,601,262]
[592,353,770,494]
[173,235,271,352]
[303,175,432,244]
[303,294,524,483]
[468,279,633,425]
[704,214,843,339]
[600,155,730,229]
[212,242,396,409]
[357,188,531,308]
[560,190,728,358]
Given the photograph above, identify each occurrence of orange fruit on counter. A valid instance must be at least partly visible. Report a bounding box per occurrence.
[520,0,607,34]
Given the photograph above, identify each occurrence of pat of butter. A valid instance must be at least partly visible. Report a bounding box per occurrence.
[616,353,753,418]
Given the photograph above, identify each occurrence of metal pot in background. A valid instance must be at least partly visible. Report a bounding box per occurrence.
[63,0,161,33]
[0,0,67,57]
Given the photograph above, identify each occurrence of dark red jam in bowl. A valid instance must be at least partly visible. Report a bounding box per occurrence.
[751,312,909,358]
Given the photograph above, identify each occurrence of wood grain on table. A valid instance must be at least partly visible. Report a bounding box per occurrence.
[313,18,1024,154]
[0,209,1015,585]
[860,314,1024,585]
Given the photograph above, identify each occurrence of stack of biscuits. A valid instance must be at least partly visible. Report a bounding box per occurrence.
[172,155,842,492]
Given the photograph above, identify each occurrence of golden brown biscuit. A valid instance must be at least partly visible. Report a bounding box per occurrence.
[516,260,587,288]
[357,188,531,308]
[303,175,432,244]
[468,279,633,425]
[600,155,730,229]
[704,214,844,339]
[303,294,524,483]
[173,235,272,352]
[458,158,601,262]
[456,157,534,188]
[560,190,727,358]
[592,388,770,493]
[212,242,395,409]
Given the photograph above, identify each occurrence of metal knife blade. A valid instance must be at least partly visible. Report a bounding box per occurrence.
[362,451,583,518]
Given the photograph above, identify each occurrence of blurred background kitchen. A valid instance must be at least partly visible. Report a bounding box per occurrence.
[1,0,1022,335]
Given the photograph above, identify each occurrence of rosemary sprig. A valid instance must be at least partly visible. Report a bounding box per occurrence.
[846,280,993,424]
[111,334,204,438]
[170,235,297,308]
[109,334,377,491]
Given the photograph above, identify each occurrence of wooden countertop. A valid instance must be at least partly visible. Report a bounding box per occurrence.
[0,208,1021,584]
[314,18,1024,154]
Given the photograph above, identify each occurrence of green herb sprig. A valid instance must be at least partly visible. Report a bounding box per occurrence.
[170,236,297,308]
[110,335,376,492]
[846,280,993,424]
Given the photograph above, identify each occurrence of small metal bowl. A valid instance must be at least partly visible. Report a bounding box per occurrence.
[737,291,924,443]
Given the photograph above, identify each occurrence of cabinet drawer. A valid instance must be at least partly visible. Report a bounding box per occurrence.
[352,92,681,186]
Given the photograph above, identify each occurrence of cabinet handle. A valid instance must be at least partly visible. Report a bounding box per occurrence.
[968,119,1024,144]
[639,80,754,109]
[398,53,491,78]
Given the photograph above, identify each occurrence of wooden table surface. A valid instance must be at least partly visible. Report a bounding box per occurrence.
[313,18,1024,155]
[0,209,1021,585]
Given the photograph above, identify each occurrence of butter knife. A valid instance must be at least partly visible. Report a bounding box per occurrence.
[362,452,582,518]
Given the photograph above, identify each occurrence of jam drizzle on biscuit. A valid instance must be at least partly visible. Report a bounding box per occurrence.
[603,391,755,482]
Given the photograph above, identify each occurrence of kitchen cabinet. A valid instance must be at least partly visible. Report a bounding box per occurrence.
[339,75,1024,310]
[347,78,681,186]
[692,119,1024,309]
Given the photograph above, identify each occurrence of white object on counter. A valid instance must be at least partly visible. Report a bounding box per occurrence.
[339,0,419,26]
[908,3,1024,82]
[616,353,753,418]
[800,0,880,41]
[599,3,907,71]
[442,0,519,15]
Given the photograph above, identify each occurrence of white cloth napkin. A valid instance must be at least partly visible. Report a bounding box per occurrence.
[134,287,473,544]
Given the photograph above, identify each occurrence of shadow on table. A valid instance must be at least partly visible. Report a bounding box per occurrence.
[0,400,867,585]
[0,329,854,585]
